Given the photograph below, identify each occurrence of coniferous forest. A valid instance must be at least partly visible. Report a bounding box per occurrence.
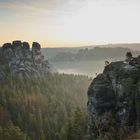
[0,73,90,140]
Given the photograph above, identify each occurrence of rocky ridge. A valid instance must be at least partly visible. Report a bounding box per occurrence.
[0,41,54,79]
[87,53,140,140]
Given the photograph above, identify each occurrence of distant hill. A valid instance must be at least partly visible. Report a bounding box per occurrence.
[102,43,140,51]
[50,47,140,62]
[41,47,82,60]
[41,43,140,60]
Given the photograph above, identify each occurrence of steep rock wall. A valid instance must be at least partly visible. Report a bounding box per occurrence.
[87,54,140,140]
[0,41,54,79]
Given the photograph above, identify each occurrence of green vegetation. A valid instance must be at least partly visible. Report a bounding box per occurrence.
[0,73,90,140]
[0,121,29,140]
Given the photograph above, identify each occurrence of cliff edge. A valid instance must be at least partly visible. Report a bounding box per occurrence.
[87,52,140,140]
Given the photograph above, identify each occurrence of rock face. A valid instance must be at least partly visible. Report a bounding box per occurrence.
[87,54,140,140]
[0,41,54,79]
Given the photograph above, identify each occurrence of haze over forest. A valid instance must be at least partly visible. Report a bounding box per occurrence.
[41,45,140,77]
[1,0,140,140]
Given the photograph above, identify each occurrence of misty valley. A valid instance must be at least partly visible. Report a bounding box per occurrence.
[44,45,140,77]
[1,0,140,139]
[0,41,140,140]
[53,60,104,77]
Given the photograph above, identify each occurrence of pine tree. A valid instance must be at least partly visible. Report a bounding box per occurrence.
[67,107,87,140]
[39,129,46,140]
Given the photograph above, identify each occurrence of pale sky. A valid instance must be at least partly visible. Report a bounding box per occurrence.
[0,0,140,47]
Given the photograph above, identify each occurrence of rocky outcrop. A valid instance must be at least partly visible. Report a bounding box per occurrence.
[0,41,54,79]
[87,53,140,140]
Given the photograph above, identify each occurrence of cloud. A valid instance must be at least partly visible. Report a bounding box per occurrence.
[1,0,140,47]
[0,0,89,25]
[0,0,87,13]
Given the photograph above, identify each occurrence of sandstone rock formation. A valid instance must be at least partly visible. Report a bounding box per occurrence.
[0,41,54,79]
[87,53,140,140]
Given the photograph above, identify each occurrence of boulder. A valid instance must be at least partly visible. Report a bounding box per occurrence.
[32,42,41,51]
[23,42,30,50]
[2,43,12,49]
[12,40,22,49]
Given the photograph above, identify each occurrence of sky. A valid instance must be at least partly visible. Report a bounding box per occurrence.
[0,0,140,47]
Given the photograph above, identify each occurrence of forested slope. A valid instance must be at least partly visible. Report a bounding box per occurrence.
[0,73,90,140]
